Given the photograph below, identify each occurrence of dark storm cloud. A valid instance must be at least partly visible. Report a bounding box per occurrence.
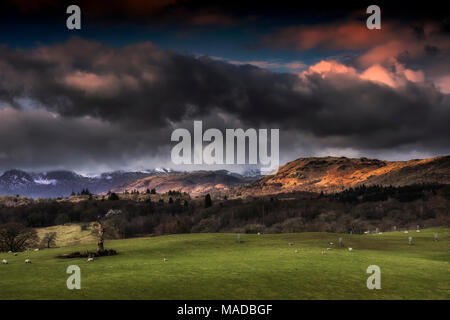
[1,0,238,27]
[0,107,172,172]
[0,37,449,171]
[3,0,449,23]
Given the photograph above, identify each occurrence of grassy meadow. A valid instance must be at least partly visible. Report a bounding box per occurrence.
[0,227,449,300]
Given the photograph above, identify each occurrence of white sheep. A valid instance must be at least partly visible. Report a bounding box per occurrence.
[257,232,261,235]
[416,230,420,233]
[321,251,327,255]
[87,257,94,262]
[404,231,409,234]
[2,259,7,264]
[329,242,334,245]
[288,242,294,246]
[34,248,39,251]
[13,253,18,256]
[294,249,298,253]
[163,258,168,262]
[25,259,31,264]
[327,247,332,250]
[348,248,353,251]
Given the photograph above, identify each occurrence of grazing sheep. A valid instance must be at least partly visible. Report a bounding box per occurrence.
[34,248,39,251]
[294,250,298,253]
[2,259,7,264]
[257,232,261,235]
[348,248,353,251]
[288,242,294,246]
[7,251,12,253]
[321,251,327,255]
[13,253,18,256]
[416,230,420,233]
[87,257,94,262]
[404,231,409,234]
[25,259,31,264]
[329,242,334,245]
[327,247,332,250]
[163,258,168,262]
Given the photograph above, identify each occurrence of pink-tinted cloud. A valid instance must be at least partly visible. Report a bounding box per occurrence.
[304,60,357,76]
[302,60,425,89]
[265,20,450,85]
[265,21,397,51]
[63,71,139,95]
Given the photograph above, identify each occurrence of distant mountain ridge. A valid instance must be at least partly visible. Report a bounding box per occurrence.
[0,168,174,198]
[2,155,449,198]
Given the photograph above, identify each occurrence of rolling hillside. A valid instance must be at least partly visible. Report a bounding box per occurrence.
[241,155,450,195]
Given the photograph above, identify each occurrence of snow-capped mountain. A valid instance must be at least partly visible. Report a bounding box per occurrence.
[0,168,175,198]
[241,167,263,178]
[0,170,35,189]
[154,167,172,173]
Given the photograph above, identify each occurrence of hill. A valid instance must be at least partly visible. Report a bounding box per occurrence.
[241,155,450,195]
[110,170,254,196]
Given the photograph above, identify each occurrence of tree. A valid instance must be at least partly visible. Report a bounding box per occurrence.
[92,211,122,253]
[80,188,92,196]
[205,194,212,208]
[0,223,38,252]
[92,218,107,253]
[108,192,120,201]
[40,232,57,248]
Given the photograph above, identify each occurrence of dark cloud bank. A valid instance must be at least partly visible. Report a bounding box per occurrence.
[0,37,449,172]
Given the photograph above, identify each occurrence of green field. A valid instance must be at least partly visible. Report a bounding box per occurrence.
[1,227,449,300]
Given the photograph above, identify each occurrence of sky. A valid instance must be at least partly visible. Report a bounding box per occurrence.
[0,0,449,174]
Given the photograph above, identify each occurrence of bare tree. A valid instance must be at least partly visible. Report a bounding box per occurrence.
[0,223,38,252]
[92,210,122,253]
[40,232,57,248]
[92,219,106,253]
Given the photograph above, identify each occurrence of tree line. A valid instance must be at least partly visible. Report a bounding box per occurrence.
[0,184,449,251]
